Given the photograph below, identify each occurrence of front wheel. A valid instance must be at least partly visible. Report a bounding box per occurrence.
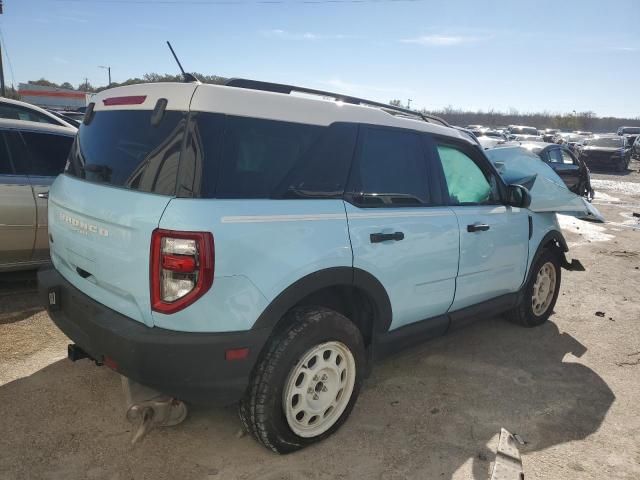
[239,307,365,453]
[506,249,561,327]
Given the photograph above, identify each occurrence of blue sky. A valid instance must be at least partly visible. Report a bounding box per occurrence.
[3,0,639,117]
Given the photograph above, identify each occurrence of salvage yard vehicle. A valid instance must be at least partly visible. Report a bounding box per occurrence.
[0,119,76,271]
[0,97,77,129]
[511,142,593,199]
[39,79,597,453]
[581,135,632,172]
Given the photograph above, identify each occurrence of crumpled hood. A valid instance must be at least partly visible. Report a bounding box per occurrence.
[485,146,604,222]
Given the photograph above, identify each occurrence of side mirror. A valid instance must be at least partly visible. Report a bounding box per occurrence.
[507,184,531,208]
[494,161,506,174]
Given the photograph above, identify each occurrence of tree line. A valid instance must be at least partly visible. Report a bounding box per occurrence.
[22,73,227,94]
[9,76,638,133]
[390,100,639,133]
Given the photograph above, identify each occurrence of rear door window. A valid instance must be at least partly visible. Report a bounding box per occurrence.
[66,110,187,195]
[193,113,357,199]
[346,126,431,207]
[21,132,73,177]
[0,104,59,125]
[561,150,576,165]
[547,149,563,163]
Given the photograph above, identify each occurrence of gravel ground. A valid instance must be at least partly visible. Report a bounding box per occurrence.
[0,161,639,480]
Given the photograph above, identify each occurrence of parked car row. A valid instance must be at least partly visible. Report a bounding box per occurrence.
[0,116,76,271]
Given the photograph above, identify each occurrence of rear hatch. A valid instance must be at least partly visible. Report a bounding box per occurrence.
[48,83,198,326]
[486,146,604,222]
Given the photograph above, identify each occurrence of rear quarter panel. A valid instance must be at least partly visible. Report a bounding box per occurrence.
[156,199,352,332]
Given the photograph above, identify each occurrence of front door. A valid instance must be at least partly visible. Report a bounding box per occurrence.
[433,140,529,312]
[344,126,459,334]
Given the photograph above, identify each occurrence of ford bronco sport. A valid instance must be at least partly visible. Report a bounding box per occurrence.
[39,79,592,453]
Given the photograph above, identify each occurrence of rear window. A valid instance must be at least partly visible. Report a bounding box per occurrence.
[66,110,187,195]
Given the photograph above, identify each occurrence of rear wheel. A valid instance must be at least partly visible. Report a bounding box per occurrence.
[616,158,627,172]
[506,248,561,327]
[239,307,364,453]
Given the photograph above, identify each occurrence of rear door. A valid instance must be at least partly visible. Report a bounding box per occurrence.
[345,126,459,333]
[20,130,74,261]
[433,139,529,312]
[0,130,36,266]
[48,83,197,326]
[547,147,580,191]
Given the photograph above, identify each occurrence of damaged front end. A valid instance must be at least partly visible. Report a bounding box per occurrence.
[486,146,604,223]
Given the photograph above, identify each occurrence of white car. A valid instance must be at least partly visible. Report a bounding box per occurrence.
[0,97,77,129]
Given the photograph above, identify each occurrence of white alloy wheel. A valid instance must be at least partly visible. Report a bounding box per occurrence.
[531,261,557,316]
[282,341,356,438]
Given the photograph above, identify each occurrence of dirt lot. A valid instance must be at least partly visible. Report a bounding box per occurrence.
[1,163,639,480]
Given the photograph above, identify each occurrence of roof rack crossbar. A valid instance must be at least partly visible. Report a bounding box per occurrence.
[224,78,450,128]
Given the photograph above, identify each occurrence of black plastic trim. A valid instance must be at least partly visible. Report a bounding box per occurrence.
[251,267,393,333]
[38,267,270,405]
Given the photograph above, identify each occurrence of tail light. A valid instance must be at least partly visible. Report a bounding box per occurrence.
[150,229,214,314]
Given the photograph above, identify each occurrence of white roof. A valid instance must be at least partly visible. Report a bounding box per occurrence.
[0,118,77,136]
[90,82,471,144]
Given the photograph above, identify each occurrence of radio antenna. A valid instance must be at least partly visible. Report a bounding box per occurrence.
[166,41,199,83]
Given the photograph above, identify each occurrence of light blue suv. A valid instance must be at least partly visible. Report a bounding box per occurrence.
[39,79,590,453]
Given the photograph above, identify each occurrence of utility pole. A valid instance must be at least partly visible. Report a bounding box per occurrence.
[84,77,89,92]
[0,1,5,97]
[407,98,412,110]
[99,65,111,86]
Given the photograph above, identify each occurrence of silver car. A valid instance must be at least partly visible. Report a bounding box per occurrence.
[0,118,76,271]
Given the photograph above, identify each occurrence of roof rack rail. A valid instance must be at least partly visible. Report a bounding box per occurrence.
[224,78,450,128]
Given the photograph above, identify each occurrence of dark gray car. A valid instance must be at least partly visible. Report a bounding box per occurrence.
[0,119,76,271]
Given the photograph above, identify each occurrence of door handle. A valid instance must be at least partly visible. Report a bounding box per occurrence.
[370,232,405,243]
[467,223,490,232]
[37,192,49,199]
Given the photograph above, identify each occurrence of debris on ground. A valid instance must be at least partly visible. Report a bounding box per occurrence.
[595,311,605,317]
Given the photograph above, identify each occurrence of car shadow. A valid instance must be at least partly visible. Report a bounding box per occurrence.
[0,270,44,325]
[0,316,614,479]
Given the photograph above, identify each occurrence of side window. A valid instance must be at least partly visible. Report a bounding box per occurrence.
[561,150,576,165]
[0,104,58,125]
[436,144,499,205]
[0,133,13,174]
[4,131,28,174]
[347,126,430,207]
[21,132,73,177]
[547,149,563,163]
[193,113,357,199]
[216,116,324,198]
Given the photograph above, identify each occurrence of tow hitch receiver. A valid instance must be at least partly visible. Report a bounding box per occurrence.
[489,428,525,480]
[122,376,188,445]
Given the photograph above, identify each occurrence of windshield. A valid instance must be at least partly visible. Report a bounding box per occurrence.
[511,127,538,135]
[587,137,623,148]
[622,127,640,134]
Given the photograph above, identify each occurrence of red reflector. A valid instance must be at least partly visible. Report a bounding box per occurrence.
[162,254,197,273]
[103,356,118,370]
[225,348,250,361]
[103,95,147,106]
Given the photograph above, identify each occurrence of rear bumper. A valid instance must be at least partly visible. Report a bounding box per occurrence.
[38,267,270,406]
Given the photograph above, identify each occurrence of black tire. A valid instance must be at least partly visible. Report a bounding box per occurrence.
[616,158,627,172]
[506,248,561,327]
[239,307,365,454]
